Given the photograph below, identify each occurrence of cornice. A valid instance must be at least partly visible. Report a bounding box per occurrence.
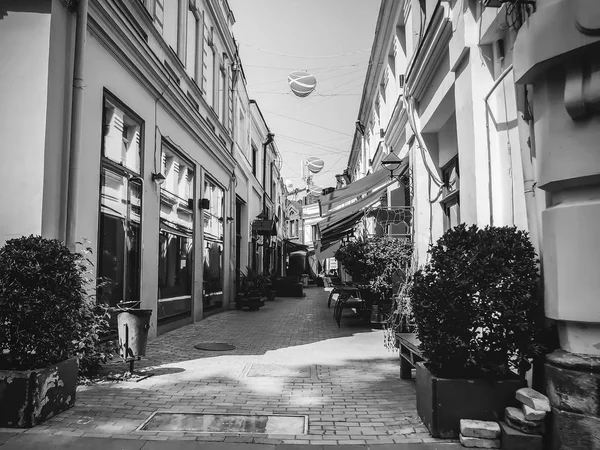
[384,96,408,150]
[89,0,235,172]
[405,1,452,101]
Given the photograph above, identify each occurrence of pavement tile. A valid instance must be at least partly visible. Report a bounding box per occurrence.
[10,288,459,447]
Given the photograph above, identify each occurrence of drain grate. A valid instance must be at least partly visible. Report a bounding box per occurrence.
[193,342,236,351]
[139,412,307,435]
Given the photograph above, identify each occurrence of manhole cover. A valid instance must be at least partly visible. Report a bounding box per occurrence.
[247,364,311,378]
[194,342,236,351]
[139,412,307,435]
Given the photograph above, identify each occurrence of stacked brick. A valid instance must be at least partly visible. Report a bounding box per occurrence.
[459,420,501,448]
[458,388,550,449]
[499,387,550,450]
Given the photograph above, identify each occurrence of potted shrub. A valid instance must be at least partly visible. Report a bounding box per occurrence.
[411,224,543,438]
[334,236,412,320]
[0,235,113,427]
[235,267,265,311]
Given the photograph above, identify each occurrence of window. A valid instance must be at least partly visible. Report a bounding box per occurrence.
[203,179,225,311]
[204,26,215,107]
[237,108,246,146]
[251,145,258,177]
[98,94,143,307]
[440,156,460,231]
[163,0,179,52]
[186,6,199,80]
[158,142,195,322]
[219,61,227,122]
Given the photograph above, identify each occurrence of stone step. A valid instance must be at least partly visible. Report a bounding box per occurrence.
[515,387,551,412]
[460,419,501,439]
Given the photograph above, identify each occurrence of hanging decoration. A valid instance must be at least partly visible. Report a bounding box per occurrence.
[306,156,324,174]
[288,71,317,98]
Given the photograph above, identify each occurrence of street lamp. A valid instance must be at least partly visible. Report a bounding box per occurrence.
[381,152,402,180]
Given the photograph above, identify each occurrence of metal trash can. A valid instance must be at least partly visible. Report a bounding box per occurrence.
[117,309,152,362]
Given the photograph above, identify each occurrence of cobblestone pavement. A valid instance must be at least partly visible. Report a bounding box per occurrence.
[0,287,456,446]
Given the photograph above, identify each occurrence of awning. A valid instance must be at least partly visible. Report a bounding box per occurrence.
[315,240,341,261]
[284,239,309,253]
[318,186,387,230]
[318,166,406,216]
[252,219,276,236]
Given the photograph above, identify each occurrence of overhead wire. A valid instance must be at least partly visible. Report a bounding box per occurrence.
[262,110,353,136]
[241,43,370,59]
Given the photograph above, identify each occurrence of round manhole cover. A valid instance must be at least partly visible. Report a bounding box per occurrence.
[194,342,236,351]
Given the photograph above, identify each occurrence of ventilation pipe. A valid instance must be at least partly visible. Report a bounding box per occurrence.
[65,0,89,249]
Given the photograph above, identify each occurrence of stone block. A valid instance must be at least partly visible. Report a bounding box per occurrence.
[499,421,543,450]
[505,407,545,435]
[460,419,501,439]
[545,352,600,417]
[459,434,500,448]
[552,407,600,450]
[522,404,546,421]
[515,387,551,412]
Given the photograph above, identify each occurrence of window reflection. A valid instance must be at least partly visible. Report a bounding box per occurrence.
[158,142,195,322]
[203,179,224,311]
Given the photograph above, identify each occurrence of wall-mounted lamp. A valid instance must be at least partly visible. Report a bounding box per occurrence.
[226,216,234,222]
[152,172,166,185]
[381,152,403,180]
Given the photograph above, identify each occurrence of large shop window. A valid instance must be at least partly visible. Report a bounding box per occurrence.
[441,156,460,231]
[203,178,224,311]
[158,142,195,322]
[98,94,143,307]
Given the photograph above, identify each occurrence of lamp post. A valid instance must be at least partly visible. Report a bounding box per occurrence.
[381,152,402,180]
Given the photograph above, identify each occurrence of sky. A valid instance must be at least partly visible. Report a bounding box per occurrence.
[227,0,382,195]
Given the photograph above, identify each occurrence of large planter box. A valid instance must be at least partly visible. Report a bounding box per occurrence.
[0,357,78,428]
[416,362,525,438]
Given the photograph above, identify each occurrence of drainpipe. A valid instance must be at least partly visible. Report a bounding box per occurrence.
[262,132,274,272]
[65,0,89,249]
[484,64,513,227]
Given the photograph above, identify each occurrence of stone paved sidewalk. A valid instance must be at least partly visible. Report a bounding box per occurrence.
[0,287,455,446]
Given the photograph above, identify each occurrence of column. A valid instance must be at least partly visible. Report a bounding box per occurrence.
[514,1,600,448]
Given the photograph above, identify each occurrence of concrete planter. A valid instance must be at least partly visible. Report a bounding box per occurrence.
[0,357,78,428]
[416,362,526,438]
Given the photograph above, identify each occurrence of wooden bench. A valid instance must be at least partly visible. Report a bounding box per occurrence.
[396,332,424,379]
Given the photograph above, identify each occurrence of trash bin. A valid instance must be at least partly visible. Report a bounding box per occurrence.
[117,309,152,361]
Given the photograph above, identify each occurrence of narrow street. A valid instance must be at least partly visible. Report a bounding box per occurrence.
[1,287,456,447]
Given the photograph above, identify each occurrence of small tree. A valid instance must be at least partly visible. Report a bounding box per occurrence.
[335,236,413,305]
[411,224,543,379]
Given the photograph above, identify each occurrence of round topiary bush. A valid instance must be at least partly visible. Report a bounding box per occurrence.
[411,224,542,379]
[0,235,113,374]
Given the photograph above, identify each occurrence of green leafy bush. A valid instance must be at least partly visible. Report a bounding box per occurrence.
[411,224,542,379]
[0,235,114,376]
[334,236,413,305]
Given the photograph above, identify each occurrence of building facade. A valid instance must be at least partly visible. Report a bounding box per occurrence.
[0,0,287,337]
[344,0,540,267]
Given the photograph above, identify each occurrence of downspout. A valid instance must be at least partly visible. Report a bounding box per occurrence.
[484,64,513,227]
[65,0,89,249]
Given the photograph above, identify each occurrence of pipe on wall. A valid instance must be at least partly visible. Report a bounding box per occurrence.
[484,64,513,227]
[65,0,89,249]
